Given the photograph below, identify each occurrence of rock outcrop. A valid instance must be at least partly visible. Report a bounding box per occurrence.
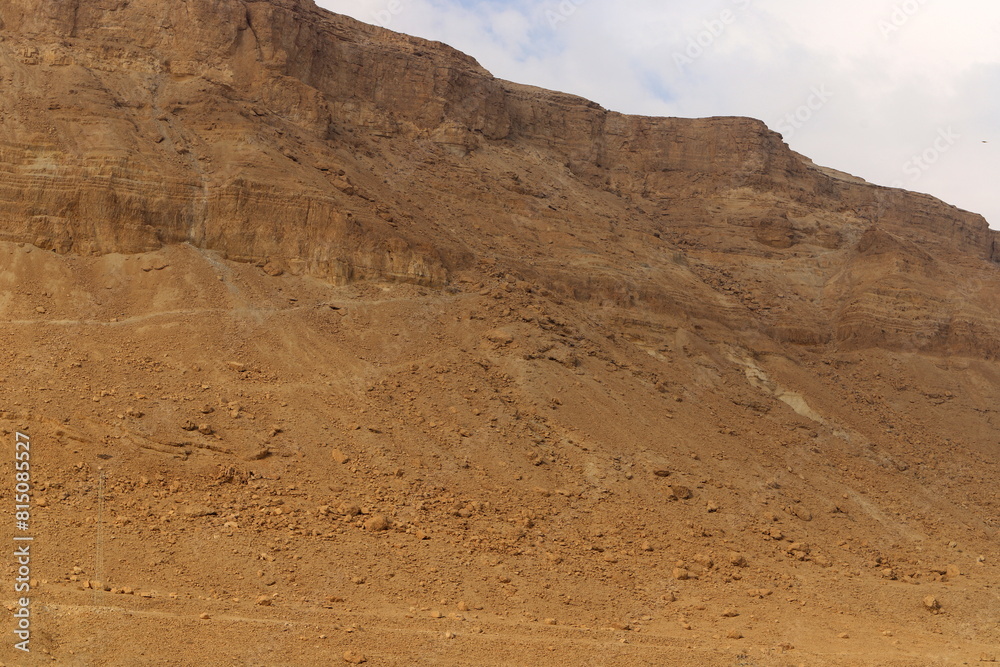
[0,0,997,352]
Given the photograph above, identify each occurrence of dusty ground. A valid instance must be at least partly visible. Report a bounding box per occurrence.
[0,242,997,666]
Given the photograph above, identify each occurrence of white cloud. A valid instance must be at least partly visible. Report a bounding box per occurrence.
[317,0,1000,228]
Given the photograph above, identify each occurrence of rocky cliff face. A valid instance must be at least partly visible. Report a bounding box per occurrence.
[0,0,997,350]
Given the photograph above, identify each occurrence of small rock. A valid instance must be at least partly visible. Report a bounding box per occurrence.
[923,596,941,614]
[199,613,210,620]
[543,618,557,625]
[791,506,813,521]
[729,553,748,567]
[184,505,217,518]
[838,633,850,639]
[980,653,997,663]
[246,448,271,461]
[342,650,367,664]
[140,259,169,272]
[693,554,714,569]
[722,608,739,618]
[672,567,690,581]
[331,449,350,464]
[726,629,743,640]
[671,485,693,500]
[339,503,361,517]
[181,420,198,432]
[811,554,832,568]
[197,424,214,436]
[457,601,469,612]
[255,595,273,606]
[364,515,389,532]
[653,470,671,478]
[786,542,810,555]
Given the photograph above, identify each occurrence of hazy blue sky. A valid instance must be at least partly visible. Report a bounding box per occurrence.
[316,0,1000,229]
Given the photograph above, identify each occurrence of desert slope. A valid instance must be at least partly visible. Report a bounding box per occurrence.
[0,1,998,665]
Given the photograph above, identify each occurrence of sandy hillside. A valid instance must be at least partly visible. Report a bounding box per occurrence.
[0,1,998,665]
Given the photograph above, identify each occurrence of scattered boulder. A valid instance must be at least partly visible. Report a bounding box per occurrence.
[342,650,367,664]
[245,447,271,461]
[364,514,389,532]
[670,485,693,500]
[339,503,361,517]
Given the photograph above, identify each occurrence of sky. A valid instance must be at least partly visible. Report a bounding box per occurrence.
[315,0,1000,229]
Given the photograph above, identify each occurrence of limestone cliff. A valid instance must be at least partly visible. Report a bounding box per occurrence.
[0,0,997,355]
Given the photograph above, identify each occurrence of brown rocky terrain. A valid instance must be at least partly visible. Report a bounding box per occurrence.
[0,1,998,665]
